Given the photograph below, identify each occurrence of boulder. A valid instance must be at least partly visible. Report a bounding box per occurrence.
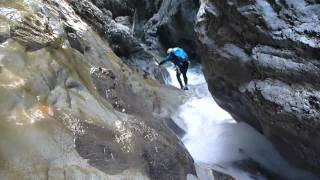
[68,0,169,83]
[196,0,320,174]
[0,1,195,179]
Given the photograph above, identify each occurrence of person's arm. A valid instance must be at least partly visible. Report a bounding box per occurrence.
[159,55,171,66]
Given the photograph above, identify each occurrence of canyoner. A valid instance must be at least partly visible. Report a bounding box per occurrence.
[2,0,320,179]
[159,47,190,90]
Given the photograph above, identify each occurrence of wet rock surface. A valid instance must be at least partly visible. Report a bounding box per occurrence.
[4,0,320,179]
[194,163,235,180]
[0,1,195,179]
[68,0,169,83]
[211,170,235,180]
[196,0,320,175]
[233,159,281,180]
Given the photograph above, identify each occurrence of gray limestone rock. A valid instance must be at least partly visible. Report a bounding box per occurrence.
[0,1,195,180]
[196,0,320,175]
[68,0,169,83]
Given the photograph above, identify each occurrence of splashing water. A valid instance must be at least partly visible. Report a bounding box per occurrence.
[168,65,318,180]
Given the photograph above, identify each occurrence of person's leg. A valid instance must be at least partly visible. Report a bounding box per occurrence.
[176,71,184,89]
[183,71,188,86]
[181,61,189,86]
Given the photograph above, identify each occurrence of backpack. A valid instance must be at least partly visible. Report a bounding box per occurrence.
[172,47,188,61]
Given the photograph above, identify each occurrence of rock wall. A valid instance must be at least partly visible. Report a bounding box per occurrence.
[4,0,320,178]
[196,0,320,174]
[140,0,200,59]
[67,0,200,82]
[0,0,195,179]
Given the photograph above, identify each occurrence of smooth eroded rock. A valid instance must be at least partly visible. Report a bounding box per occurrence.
[196,0,320,175]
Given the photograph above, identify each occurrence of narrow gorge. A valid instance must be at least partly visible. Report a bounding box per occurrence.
[0,0,319,180]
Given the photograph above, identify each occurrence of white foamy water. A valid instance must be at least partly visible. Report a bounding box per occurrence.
[168,65,318,180]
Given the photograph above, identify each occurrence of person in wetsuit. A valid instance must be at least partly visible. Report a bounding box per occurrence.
[159,47,190,90]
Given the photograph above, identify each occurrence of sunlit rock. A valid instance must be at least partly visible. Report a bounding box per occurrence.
[0,1,195,179]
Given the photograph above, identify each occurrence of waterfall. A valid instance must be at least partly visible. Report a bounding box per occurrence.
[167,64,317,180]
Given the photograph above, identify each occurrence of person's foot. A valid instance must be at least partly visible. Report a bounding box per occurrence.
[183,86,189,90]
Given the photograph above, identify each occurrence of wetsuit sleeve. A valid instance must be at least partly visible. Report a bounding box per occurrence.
[159,55,171,65]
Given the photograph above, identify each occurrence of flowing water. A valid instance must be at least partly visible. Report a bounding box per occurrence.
[167,64,318,180]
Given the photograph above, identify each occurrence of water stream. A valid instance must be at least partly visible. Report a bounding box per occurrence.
[167,64,318,180]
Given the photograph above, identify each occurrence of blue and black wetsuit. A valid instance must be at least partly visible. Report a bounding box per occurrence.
[159,47,189,89]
